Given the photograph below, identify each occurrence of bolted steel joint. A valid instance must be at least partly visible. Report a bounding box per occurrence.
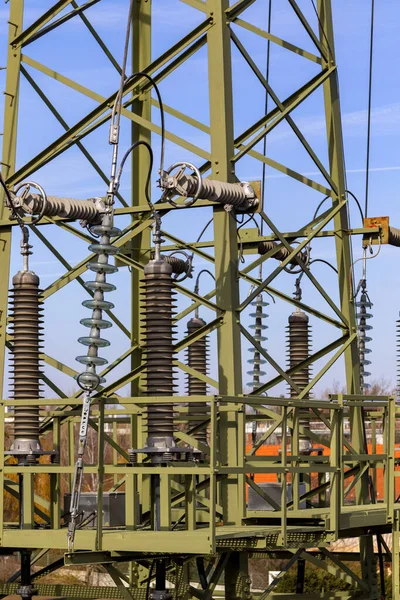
[150,590,172,600]
[16,586,37,600]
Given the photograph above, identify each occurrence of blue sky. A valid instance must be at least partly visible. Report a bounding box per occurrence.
[1,0,400,399]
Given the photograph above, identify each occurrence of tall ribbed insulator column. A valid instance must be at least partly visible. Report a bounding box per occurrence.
[9,270,43,456]
[247,293,269,451]
[142,258,176,444]
[186,316,209,444]
[247,294,268,391]
[356,285,372,393]
[76,215,120,389]
[287,310,312,451]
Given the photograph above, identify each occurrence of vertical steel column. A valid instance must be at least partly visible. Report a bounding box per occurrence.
[0,2,34,533]
[225,552,252,600]
[0,401,5,540]
[68,420,75,491]
[96,400,105,550]
[112,420,118,486]
[20,470,34,529]
[50,417,61,529]
[0,0,23,402]
[318,1,376,593]
[393,514,400,600]
[131,0,152,395]
[1,0,22,187]
[206,0,243,525]
[206,0,247,595]
[318,0,360,394]
[130,0,152,518]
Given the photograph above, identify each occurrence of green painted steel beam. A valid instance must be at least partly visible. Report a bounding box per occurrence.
[21,66,128,207]
[21,53,211,162]
[0,2,394,594]
[175,359,218,389]
[240,324,301,395]
[233,66,336,162]
[207,0,245,536]
[12,0,75,47]
[18,0,101,48]
[152,98,210,133]
[297,333,357,399]
[174,315,223,353]
[71,0,121,73]
[232,18,322,64]
[249,334,351,395]
[180,0,207,13]
[240,202,348,321]
[288,0,329,61]
[7,20,213,186]
[318,5,374,588]
[231,29,337,194]
[0,582,141,600]
[226,0,257,21]
[246,147,334,196]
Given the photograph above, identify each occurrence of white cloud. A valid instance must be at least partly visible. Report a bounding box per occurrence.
[343,103,400,135]
[243,165,400,182]
[266,103,400,145]
[347,165,400,174]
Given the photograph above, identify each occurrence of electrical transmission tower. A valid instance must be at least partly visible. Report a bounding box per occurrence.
[0,1,398,599]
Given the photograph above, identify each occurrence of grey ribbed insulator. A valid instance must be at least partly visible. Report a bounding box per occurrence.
[258,241,306,267]
[76,217,120,391]
[142,258,176,438]
[389,226,400,247]
[178,176,258,211]
[186,316,209,444]
[9,270,43,445]
[356,290,372,393]
[15,193,104,224]
[163,255,191,277]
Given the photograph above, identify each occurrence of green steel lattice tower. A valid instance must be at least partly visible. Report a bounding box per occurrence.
[0,1,398,599]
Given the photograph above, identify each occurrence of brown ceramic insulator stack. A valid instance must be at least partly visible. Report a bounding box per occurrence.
[141,259,176,440]
[9,270,43,448]
[287,310,312,449]
[287,310,311,397]
[186,316,209,444]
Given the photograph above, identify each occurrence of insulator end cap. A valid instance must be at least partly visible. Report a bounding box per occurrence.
[12,270,39,287]
[187,316,207,329]
[288,310,309,323]
[144,258,173,276]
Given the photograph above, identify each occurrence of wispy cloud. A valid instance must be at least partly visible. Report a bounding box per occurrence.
[244,165,400,182]
[343,103,400,136]
[346,165,400,174]
[267,103,400,145]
